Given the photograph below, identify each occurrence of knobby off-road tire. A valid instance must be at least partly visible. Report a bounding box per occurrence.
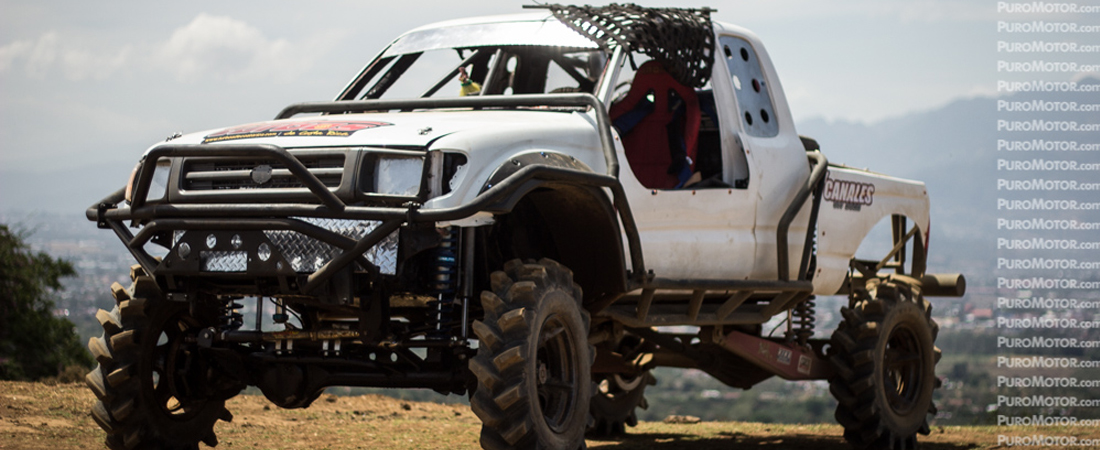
[588,332,655,437]
[829,279,941,450]
[589,371,654,436]
[86,266,233,450]
[469,258,595,450]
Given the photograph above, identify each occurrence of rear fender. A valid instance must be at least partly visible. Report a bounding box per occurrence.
[813,166,930,295]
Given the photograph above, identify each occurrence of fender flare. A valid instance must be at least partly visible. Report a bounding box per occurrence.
[479,151,596,211]
[477,155,639,299]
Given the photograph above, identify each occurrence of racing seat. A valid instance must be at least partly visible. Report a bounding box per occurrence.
[609,61,701,189]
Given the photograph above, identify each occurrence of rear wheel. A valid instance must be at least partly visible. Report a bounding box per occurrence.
[588,332,654,437]
[87,266,237,449]
[469,258,593,450]
[828,279,940,450]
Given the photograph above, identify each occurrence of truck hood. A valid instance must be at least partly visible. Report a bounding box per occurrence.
[150,109,598,152]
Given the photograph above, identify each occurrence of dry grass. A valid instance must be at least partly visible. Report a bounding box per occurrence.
[1,380,1096,449]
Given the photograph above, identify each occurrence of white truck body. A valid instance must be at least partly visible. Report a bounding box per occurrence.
[150,12,931,295]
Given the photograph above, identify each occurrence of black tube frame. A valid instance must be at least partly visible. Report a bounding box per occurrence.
[777,151,828,281]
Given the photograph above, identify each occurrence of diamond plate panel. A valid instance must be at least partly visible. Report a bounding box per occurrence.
[264,218,397,274]
[200,251,247,272]
[367,231,398,275]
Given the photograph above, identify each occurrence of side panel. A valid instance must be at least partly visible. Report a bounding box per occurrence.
[715,30,812,281]
[619,166,759,280]
[614,32,759,281]
[813,166,931,295]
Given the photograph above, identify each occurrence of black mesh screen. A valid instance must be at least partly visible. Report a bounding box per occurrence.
[548,3,715,88]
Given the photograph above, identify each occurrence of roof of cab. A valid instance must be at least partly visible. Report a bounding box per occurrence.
[399,11,759,46]
[383,11,767,58]
[401,12,556,36]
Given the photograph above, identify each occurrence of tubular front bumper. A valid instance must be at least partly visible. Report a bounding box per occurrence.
[89,146,643,294]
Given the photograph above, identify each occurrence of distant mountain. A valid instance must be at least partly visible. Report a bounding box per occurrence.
[797,77,1100,281]
[796,96,995,246]
[0,159,132,216]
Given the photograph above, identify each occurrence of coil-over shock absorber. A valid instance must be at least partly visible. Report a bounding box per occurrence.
[219,297,245,331]
[427,227,460,339]
[788,296,816,347]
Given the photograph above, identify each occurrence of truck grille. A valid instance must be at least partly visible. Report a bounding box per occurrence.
[182,153,345,191]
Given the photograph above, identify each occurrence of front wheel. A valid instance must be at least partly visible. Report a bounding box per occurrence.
[469,259,594,450]
[86,267,237,450]
[828,279,940,450]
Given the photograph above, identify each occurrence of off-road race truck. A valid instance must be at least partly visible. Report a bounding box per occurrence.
[85,4,965,450]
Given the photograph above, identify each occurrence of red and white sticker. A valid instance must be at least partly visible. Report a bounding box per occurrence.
[797,355,812,375]
[203,120,392,143]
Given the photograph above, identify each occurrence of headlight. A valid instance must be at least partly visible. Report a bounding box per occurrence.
[147,160,171,201]
[374,155,423,196]
[124,158,172,203]
[124,162,140,202]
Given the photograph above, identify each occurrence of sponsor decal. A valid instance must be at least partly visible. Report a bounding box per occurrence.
[823,176,875,211]
[758,342,770,358]
[797,354,812,375]
[202,120,392,143]
[776,348,792,365]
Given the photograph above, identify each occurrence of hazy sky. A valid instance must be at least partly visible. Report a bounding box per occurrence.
[0,0,1094,205]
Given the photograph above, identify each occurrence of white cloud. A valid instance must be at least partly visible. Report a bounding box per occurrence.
[155,14,302,83]
[0,40,33,72]
[23,32,60,77]
[964,83,1001,100]
[0,32,130,80]
[61,44,130,81]
[1,14,337,84]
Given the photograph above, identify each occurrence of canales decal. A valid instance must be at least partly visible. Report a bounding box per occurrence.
[202,120,392,143]
[823,176,875,211]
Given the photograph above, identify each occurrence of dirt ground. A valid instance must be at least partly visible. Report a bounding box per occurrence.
[1,380,1096,449]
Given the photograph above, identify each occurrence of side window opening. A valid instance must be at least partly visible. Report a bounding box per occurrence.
[546,51,603,93]
[613,55,733,190]
[693,89,728,187]
[721,35,778,138]
[611,54,742,190]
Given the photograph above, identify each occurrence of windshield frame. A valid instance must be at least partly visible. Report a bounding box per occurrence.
[336,16,606,102]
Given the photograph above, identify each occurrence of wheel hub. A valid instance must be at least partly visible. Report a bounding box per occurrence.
[537,361,549,384]
[883,323,925,416]
[536,313,578,433]
[145,309,215,420]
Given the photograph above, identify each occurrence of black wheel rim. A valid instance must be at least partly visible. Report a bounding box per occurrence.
[145,309,209,421]
[536,313,578,433]
[883,323,924,415]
